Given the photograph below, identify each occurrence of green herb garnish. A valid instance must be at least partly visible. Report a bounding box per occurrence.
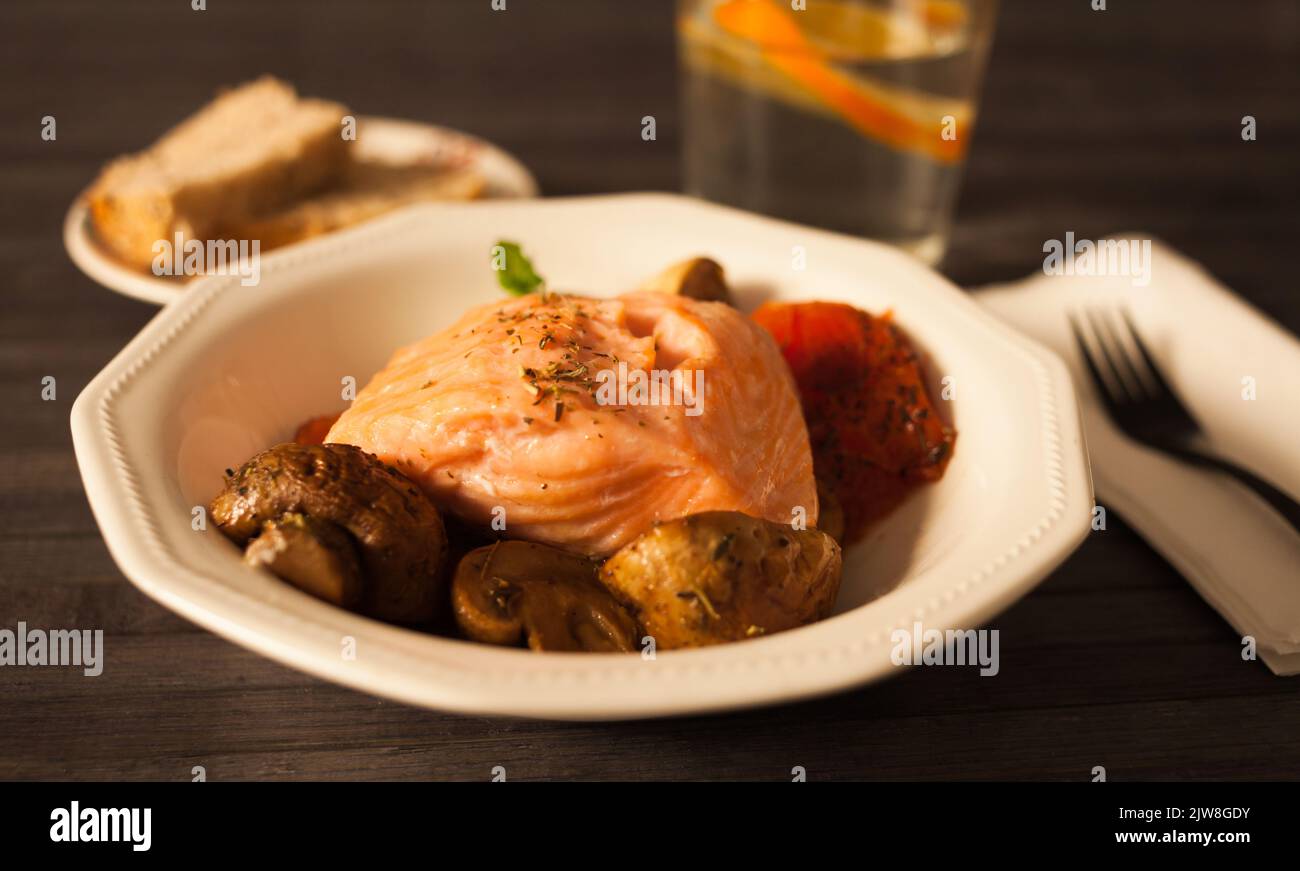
[490,240,544,296]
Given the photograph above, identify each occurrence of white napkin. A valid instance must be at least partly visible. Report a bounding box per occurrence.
[976,236,1300,675]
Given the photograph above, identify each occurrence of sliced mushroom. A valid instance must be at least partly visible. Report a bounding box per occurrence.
[453,541,640,652]
[637,256,732,305]
[211,443,448,624]
[600,511,842,649]
[244,512,363,609]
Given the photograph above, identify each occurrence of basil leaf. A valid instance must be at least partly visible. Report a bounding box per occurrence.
[491,240,544,296]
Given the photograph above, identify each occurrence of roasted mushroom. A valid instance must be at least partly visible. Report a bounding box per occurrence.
[211,442,448,624]
[243,512,364,608]
[453,541,640,652]
[599,511,842,649]
[636,256,732,305]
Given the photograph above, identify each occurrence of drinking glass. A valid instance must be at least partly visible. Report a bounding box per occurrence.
[678,0,999,265]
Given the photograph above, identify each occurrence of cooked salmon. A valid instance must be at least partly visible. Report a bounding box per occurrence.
[326,291,817,556]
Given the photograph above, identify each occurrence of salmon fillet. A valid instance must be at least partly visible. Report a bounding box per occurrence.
[326,291,817,556]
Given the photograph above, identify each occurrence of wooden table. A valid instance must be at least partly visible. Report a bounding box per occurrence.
[2,0,1296,780]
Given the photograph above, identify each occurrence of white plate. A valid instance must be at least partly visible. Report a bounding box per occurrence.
[70,193,1092,720]
[63,116,539,306]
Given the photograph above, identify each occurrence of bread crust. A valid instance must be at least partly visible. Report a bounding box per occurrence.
[227,160,486,250]
[86,77,349,272]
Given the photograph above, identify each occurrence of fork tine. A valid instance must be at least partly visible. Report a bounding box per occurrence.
[1089,308,1149,401]
[1068,312,1125,418]
[1082,308,1140,403]
[1118,308,1177,400]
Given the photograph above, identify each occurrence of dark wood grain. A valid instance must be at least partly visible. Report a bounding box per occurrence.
[0,0,1297,781]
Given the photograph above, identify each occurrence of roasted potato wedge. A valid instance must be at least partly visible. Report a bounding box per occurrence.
[600,511,841,649]
[453,541,640,652]
[212,442,448,624]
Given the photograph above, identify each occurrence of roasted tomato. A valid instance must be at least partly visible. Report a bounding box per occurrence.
[293,413,342,446]
[752,301,954,542]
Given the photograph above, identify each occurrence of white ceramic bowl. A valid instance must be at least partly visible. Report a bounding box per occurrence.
[71,193,1092,720]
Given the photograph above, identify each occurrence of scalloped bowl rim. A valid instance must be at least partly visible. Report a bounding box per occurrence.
[71,193,1092,720]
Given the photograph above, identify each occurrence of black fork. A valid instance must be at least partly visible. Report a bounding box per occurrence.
[1069,308,1300,534]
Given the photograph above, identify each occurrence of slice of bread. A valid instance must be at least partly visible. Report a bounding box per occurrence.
[87,77,349,271]
[228,159,486,251]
